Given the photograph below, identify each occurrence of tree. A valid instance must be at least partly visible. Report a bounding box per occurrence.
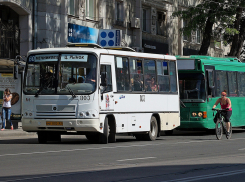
[226,7,245,59]
[172,0,242,56]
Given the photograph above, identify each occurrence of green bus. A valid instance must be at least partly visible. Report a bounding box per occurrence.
[176,55,245,130]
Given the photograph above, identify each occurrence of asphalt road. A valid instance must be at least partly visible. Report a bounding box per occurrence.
[1,129,245,182]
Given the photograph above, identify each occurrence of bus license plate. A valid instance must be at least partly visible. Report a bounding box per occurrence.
[46,121,63,126]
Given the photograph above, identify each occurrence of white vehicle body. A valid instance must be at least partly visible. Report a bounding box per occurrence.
[22,47,180,143]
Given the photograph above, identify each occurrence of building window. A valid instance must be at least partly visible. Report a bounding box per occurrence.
[69,0,75,15]
[156,11,166,36]
[143,9,147,31]
[116,0,123,21]
[142,7,150,33]
[86,0,95,20]
[183,20,188,41]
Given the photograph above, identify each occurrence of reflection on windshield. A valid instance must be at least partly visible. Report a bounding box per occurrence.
[24,54,97,95]
[179,73,206,101]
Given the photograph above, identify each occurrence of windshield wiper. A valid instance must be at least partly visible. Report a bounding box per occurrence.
[34,78,52,97]
[66,85,76,98]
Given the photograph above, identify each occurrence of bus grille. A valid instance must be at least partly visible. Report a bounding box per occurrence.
[35,105,76,118]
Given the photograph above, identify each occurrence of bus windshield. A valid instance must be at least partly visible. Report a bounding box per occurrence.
[179,73,206,102]
[24,54,97,95]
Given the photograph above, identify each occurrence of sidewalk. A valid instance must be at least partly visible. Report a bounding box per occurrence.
[0,122,37,138]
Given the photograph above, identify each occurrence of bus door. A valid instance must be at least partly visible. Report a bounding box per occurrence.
[100,64,114,111]
[205,66,215,100]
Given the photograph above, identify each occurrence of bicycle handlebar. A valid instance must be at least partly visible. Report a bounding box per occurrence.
[212,108,228,111]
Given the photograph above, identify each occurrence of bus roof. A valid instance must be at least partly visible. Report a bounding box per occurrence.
[176,55,240,62]
[27,47,176,60]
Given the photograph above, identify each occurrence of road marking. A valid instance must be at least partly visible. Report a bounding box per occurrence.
[117,157,156,162]
[0,137,245,158]
[161,169,245,182]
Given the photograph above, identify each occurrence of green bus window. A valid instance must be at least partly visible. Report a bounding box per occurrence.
[144,59,158,92]
[238,72,245,96]
[216,71,228,96]
[157,61,170,92]
[115,57,130,91]
[169,61,177,92]
[129,58,144,91]
[228,72,237,97]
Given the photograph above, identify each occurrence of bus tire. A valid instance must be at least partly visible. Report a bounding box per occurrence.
[145,116,158,141]
[38,132,47,144]
[99,117,109,144]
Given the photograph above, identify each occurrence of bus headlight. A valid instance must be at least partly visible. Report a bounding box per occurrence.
[192,112,197,117]
[198,112,203,117]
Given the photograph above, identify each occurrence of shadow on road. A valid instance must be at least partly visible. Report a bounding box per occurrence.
[0,162,245,182]
[1,129,245,145]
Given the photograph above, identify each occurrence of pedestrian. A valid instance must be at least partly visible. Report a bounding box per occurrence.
[1,88,13,130]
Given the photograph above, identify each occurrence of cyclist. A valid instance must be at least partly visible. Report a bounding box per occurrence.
[212,90,232,136]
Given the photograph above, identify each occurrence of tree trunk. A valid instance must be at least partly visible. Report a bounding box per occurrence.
[228,7,243,57]
[198,15,214,55]
[235,19,245,59]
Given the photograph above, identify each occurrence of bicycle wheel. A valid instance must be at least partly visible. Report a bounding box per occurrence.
[215,119,223,140]
[226,123,232,139]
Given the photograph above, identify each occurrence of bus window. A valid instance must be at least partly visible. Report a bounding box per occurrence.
[228,72,237,97]
[216,71,228,96]
[130,58,144,91]
[179,73,205,101]
[237,72,245,96]
[208,71,214,87]
[26,64,40,88]
[115,57,130,91]
[169,61,177,92]
[157,61,170,92]
[58,54,97,94]
[144,59,157,92]
[206,70,215,97]
[100,65,112,92]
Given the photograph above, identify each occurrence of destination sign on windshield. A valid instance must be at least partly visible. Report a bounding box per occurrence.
[28,54,59,63]
[61,54,88,62]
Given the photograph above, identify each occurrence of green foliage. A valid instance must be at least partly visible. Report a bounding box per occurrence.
[172,0,241,43]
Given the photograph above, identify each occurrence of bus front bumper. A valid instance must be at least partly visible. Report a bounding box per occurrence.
[21,118,101,133]
[177,120,214,130]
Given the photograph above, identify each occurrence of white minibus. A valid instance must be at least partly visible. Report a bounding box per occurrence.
[22,44,180,143]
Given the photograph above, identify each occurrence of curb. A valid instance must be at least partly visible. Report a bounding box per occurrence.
[0,129,37,138]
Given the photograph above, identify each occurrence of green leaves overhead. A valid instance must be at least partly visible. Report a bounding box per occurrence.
[173,0,245,56]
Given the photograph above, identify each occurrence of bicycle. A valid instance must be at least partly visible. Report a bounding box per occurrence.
[212,108,232,140]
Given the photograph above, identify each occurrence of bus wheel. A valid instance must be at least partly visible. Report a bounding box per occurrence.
[38,132,47,144]
[99,117,109,144]
[145,116,158,141]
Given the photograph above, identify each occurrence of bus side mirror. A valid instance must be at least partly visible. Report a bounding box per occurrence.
[13,65,18,79]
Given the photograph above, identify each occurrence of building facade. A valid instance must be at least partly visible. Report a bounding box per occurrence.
[0,0,230,62]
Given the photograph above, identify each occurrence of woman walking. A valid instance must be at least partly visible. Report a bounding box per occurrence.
[1,88,13,130]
